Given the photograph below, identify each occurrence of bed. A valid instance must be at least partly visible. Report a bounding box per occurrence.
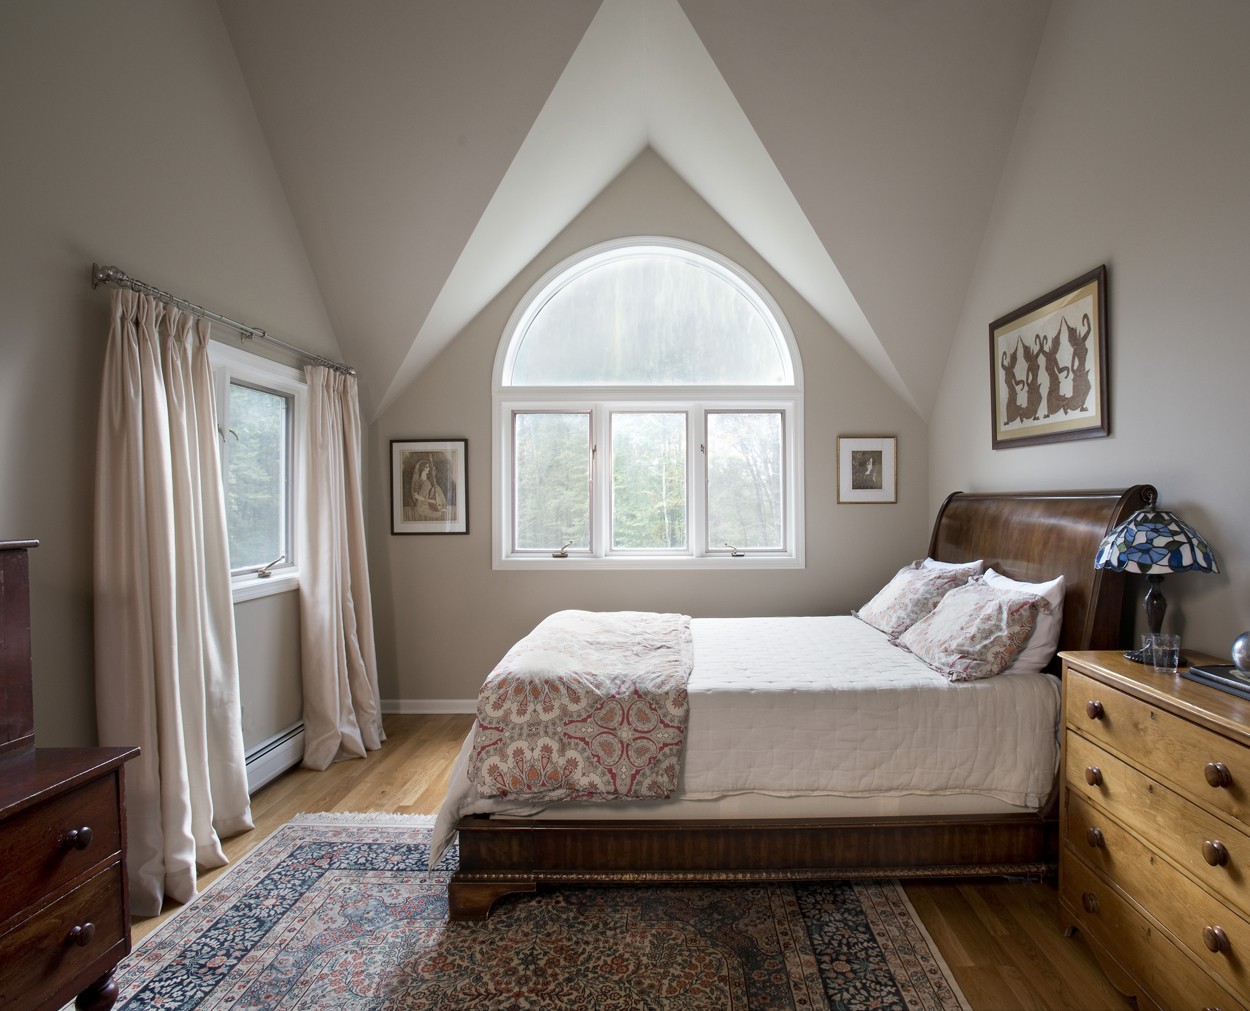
[438,485,1153,920]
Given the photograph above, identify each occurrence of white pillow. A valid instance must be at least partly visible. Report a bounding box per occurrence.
[854,560,982,638]
[982,569,1065,673]
[897,577,1049,682]
[922,557,985,572]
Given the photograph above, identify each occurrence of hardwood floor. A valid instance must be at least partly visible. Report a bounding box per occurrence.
[905,879,1132,1009]
[133,714,1132,1010]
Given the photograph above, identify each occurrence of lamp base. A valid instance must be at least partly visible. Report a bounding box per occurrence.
[1124,647,1190,668]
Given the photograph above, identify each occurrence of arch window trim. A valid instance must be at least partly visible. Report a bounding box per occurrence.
[492,237,804,571]
[495,236,801,391]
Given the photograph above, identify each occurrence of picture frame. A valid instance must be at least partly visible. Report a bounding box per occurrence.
[390,439,467,534]
[989,265,1109,449]
[837,436,897,504]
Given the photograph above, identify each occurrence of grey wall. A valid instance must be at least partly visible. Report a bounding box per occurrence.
[929,0,1250,659]
[8,0,1248,745]
[370,150,931,706]
[0,1,333,745]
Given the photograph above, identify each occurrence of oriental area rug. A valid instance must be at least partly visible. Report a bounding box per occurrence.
[111,814,970,1011]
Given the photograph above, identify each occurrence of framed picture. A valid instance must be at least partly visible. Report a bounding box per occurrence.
[391,439,467,534]
[989,265,1109,449]
[837,436,897,504]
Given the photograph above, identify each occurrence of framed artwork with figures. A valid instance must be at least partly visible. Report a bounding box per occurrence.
[989,265,1109,449]
[391,439,467,534]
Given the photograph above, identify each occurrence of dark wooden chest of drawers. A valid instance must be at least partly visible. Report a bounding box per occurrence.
[1,541,139,1011]
[1060,650,1250,1011]
[0,747,138,1011]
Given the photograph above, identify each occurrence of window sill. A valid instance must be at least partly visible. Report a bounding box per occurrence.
[232,570,300,603]
[493,555,803,571]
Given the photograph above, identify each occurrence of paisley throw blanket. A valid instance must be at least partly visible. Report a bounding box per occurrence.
[469,610,693,802]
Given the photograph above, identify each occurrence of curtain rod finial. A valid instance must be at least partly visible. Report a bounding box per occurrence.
[92,263,125,289]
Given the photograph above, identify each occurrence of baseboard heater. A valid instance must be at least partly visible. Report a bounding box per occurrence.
[245,722,305,794]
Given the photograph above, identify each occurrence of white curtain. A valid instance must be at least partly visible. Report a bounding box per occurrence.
[94,290,253,918]
[298,366,384,770]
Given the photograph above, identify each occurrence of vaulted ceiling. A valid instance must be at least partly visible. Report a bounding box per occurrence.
[216,0,1051,419]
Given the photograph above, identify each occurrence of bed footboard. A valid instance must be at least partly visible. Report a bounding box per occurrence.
[448,812,1057,920]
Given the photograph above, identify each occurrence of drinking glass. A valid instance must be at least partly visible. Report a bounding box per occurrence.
[1151,633,1181,673]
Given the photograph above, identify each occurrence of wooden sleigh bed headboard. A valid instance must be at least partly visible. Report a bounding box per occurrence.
[448,485,1156,919]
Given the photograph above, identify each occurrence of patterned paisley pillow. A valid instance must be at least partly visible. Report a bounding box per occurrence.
[897,576,1049,682]
[982,569,1065,674]
[853,560,981,638]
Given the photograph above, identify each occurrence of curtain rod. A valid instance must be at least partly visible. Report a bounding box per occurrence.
[90,262,355,375]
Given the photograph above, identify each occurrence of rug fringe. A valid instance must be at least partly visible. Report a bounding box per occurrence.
[290,811,438,827]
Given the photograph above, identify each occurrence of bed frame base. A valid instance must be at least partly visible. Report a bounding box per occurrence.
[446,486,1154,921]
[448,812,1057,920]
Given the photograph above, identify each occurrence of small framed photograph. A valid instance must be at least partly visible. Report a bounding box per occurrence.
[989,264,1109,449]
[391,439,467,534]
[837,436,896,504]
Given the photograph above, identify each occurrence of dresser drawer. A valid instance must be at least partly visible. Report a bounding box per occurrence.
[0,772,121,925]
[1061,849,1249,1011]
[1065,789,1250,1001]
[0,861,127,1010]
[1067,669,1250,825]
[1066,730,1250,921]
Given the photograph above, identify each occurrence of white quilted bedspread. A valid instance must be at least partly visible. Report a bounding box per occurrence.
[431,615,1062,861]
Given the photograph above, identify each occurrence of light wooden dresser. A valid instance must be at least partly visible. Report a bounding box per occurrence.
[0,541,139,1011]
[1060,649,1250,1011]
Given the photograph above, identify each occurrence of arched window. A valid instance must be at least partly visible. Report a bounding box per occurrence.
[493,237,803,568]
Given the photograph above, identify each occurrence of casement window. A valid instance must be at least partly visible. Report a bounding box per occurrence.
[493,238,803,569]
[210,341,305,599]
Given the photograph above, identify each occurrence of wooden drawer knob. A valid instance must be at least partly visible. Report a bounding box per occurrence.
[1205,762,1234,789]
[1085,700,1105,720]
[63,826,94,851]
[68,922,96,947]
[1081,891,1099,914]
[1203,839,1230,866]
[1203,924,1230,954]
[1084,766,1103,787]
[1086,826,1105,848]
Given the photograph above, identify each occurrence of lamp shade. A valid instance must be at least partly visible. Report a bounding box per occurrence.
[1094,507,1219,574]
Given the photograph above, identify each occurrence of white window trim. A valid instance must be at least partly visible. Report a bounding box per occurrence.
[499,235,799,388]
[492,237,804,571]
[210,340,306,602]
[494,394,804,570]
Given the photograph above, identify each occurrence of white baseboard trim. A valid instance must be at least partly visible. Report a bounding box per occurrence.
[245,721,305,794]
[382,699,476,715]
